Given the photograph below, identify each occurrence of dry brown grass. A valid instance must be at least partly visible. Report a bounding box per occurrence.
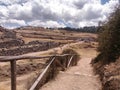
[69,42,98,58]
[0,84,10,90]
[0,28,97,90]
[15,28,97,44]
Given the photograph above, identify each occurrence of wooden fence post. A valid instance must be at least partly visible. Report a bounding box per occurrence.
[10,60,16,90]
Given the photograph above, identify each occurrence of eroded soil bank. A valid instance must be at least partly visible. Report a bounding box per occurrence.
[92,57,120,90]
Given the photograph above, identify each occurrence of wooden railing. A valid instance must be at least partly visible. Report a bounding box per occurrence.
[0,54,78,90]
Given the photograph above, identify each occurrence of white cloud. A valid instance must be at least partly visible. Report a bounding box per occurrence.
[0,5,8,18]
[28,20,65,28]
[0,0,119,28]
[0,19,26,28]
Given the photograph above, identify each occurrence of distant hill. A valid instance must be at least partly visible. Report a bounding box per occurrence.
[15,26,45,30]
[48,26,99,33]
[14,26,99,33]
[0,26,16,40]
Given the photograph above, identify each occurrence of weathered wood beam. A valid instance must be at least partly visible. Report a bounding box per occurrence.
[0,54,77,62]
[10,60,17,90]
[29,57,56,90]
[67,56,74,68]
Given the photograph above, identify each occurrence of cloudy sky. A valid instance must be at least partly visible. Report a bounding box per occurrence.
[0,0,119,28]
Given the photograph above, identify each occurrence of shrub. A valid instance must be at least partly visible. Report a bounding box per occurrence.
[97,4,120,64]
[61,48,80,67]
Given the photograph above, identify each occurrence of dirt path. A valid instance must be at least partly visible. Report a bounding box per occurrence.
[40,56,101,90]
[0,42,101,90]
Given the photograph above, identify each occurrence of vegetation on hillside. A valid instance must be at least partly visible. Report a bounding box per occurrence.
[92,4,120,90]
[95,4,120,64]
[48,26,99,33]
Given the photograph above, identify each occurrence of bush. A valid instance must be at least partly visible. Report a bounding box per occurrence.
[61,48,80,67]
[97,4,120,64]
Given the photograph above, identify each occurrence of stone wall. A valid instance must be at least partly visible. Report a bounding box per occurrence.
[0,39,24,48]
[0,42,61,56]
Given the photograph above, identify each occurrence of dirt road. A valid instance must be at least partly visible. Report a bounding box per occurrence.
[40,56,101,90]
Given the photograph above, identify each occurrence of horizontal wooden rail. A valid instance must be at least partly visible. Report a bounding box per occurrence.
[0,54,79,90]
[0,54,77,62]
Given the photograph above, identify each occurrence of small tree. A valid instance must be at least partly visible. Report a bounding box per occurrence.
[98,4,120,64]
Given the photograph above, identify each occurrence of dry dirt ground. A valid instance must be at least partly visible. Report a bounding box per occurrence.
[0,41,101,90]
[0,29,99,90]
[92,55,120,90]
[40,42,101,90]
